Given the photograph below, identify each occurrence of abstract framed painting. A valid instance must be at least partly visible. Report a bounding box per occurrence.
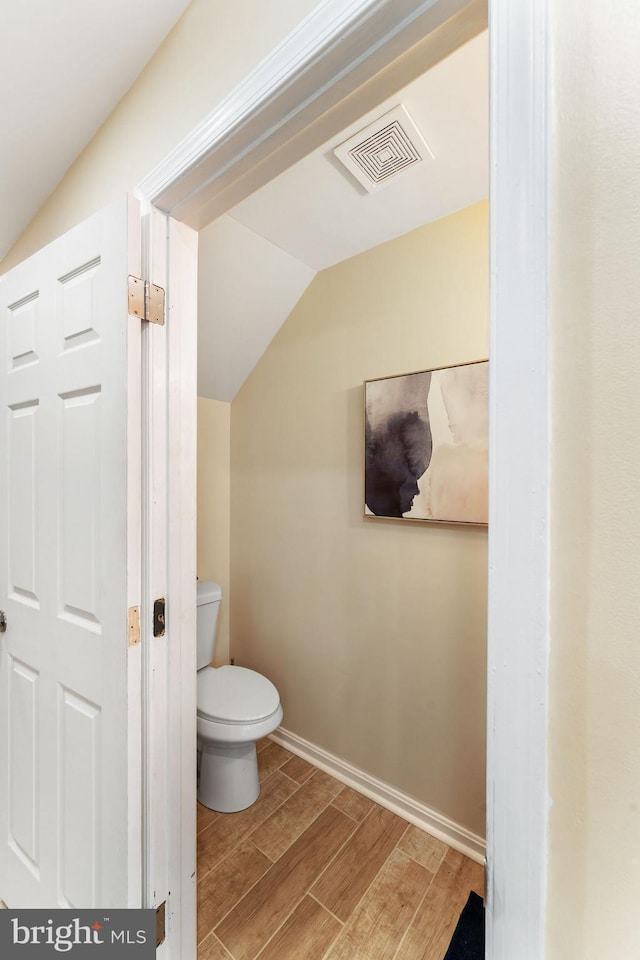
[364,359,488,524]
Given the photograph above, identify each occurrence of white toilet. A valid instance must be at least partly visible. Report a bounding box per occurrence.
[196,581,283,812]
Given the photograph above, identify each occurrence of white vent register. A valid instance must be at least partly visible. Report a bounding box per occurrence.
[334,105,434,193]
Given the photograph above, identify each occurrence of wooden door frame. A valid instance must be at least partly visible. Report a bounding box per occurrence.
[136,0,552,956]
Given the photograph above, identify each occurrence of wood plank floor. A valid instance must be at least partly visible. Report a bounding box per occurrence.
[197,739,484,960]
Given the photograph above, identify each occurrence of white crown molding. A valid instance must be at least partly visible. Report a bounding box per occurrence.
[136,0,475,221]
[486,0,550,957]
[271,727,486,863]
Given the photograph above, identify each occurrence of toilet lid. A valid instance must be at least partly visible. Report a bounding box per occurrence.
[197,665,280,724]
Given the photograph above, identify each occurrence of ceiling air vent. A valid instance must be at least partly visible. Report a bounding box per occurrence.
[333,105,434,193]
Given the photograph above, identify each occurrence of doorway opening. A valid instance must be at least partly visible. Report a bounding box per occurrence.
[193,27,488,958]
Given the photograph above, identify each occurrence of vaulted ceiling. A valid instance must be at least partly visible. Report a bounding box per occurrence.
[1,0,191,260]
[3,5,487,404]
[198,31,488,401]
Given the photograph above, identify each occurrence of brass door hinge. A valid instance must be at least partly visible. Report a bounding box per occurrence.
[128,275,165,325]
[128,606,140,647]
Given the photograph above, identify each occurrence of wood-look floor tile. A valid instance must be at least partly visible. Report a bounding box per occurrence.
[256,738,270,753]
[325,849,432,960]
[311,806,407,922]
[331,786,375,823]
[198,771,298,876]
[280,754,316,784]
[198,839,272,942]
[255,895,341,960]
[398,825,448,873]
[394,848,483,960]
[197,932,234,960]
[468,857,485,897]
[257,742,292,782]
[197,801,219,836]
[251,769,343,861]
[215,805,355,960]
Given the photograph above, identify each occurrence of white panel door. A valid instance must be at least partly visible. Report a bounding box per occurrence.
[0,197,142,908]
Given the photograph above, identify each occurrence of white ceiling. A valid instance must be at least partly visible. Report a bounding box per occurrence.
[198,31,488,401]
[198,216,316,402]
[229,32,488,272]
[0,0,191,260]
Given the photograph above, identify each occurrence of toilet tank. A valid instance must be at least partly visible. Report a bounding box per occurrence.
[196,581,222,671]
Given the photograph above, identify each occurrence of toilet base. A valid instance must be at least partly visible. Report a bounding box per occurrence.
[197,738,260,813]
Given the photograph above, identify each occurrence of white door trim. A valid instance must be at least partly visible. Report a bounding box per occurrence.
[137,204,198,956]
[162,215,198,957]
[138,0,485,227]
[486,1,550,955]
[136,0,552,955]
[139,206,170,913]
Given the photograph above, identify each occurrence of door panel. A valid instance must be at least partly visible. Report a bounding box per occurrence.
[59,686,100,908]
[8,657,39,875]
[0,197,142,909]
[60,386,102,628]
[8,400,38,603]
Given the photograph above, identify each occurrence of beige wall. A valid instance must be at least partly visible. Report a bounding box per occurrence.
[230,202,488,836]
[2,0,320,271]
[197,397,231,666]
[547,2,640,956]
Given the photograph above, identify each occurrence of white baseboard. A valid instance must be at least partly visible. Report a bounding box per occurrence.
[270,727,486,864]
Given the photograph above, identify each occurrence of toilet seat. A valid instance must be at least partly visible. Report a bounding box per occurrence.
[197,664,280,724]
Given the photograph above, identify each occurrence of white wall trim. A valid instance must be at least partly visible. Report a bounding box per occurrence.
[139,210,198,958]
[164,217,198,960]
[486,0,550,957]
[138,0,389,199]
[271,728,486,864]
[137,0,477,224]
